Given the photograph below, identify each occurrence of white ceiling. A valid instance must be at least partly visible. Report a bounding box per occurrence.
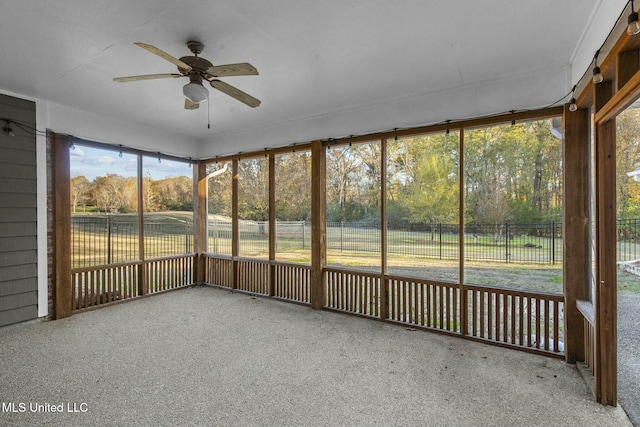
[0,0,627,158]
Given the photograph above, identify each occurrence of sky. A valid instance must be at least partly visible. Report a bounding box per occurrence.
[70,145,192,181]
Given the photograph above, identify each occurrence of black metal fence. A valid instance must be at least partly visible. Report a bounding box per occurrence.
[72,215,193,268]
[327,221,562,265]
[206,219,563,264]
[618,218,640,262]
[75,215,640,268]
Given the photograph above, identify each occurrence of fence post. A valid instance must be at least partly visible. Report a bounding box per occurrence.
[212,218,218,253]
[439,222,443,260]
[302,220,305,250]
[551,221,556,265]
[340,221,344,252]
[505,222,510,263]
[633,218,638,259]
[185,221,190,254]
[107,216,112,264]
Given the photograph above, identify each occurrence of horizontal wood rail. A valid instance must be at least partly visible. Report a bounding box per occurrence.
[71,254,195,312]
[202,255,565,357]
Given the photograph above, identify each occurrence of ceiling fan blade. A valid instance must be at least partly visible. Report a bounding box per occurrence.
[113,73,183,82]
[134,42,192,71]
[210,80,261,108]
[206,63,258,77]
[184,98,200,110]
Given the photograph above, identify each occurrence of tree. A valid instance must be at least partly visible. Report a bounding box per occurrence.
[616,108,640,219]
[70,176,90,213]
[275,152,311,221]
[207,162,233,218]
[326,142,381,222]
[388,133,459,225]
[238,157,269,221]
[90,174,138,213]
[153,176,193,211]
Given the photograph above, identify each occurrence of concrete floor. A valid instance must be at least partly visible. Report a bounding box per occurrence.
[619,292,640,427]
[0,286,632,426]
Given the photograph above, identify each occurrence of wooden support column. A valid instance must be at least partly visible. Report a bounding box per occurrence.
[562,105,590,364]
[52,133,72,319]
[232,159,239,289]
[137,155,147,296]
[380,138,388,319]
[459,130,467,336]
[193,162,208,285]
[595,119,617,405]
[268,154,276,296]
[310,140,326,309]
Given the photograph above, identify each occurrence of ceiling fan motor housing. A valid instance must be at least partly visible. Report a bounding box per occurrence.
[187,40,204,55]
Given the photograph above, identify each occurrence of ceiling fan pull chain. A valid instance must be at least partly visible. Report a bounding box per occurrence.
[208,97,211,129]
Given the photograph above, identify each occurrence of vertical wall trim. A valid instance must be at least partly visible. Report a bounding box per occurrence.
[36,103,48,317]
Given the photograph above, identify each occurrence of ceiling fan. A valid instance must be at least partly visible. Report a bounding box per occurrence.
[113,41,260,110]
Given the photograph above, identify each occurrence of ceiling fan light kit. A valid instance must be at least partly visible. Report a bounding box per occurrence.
[183,75,209,104]
[113,40,260,113]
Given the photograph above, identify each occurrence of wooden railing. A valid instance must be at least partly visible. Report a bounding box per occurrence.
[466,285,564,354]
[325,268,380,317]
[201,255,564,356]
[202,254,311,303]
[71,254,195,311]
[577,300,596,376]
[146,255,195,294]
[71,261,140,310]
[388,276,460,332]
[274,261,310,304]
[236,257,270,295]
[204,254,234,288]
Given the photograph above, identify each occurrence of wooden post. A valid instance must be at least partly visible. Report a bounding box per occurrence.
[458,130,467,336]
[193,162,208,285]
[53,133,72,319]
[268,154,276,296]
[562,105,590,364]
[137,155,147,296]
[380,138,388,319]
[232,158,239,289]
[595,119,617,405]
[310,141,326,309]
